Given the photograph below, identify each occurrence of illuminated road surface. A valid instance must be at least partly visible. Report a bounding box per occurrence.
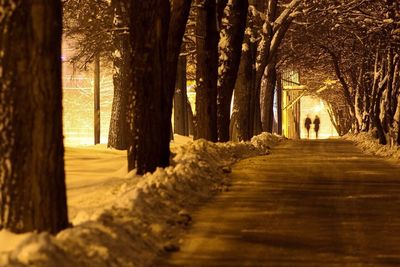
[156,139,400,266]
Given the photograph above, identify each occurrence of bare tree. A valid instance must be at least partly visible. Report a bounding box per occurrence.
[217,0,249,142]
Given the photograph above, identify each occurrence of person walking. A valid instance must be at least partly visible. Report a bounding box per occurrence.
[313,115,320,139]
[304,115,312,139]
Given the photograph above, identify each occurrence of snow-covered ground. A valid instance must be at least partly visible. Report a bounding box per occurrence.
[0,133,284,267]
[344,132,400,160]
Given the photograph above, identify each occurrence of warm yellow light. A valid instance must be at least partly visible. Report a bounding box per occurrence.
[314,100,324,113]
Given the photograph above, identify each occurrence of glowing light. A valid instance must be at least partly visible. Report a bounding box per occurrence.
[314,100,324,113]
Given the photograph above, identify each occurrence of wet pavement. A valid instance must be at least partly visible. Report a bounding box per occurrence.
[156,139,400,266]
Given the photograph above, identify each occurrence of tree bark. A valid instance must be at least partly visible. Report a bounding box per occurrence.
[108,0,129,150]
[174,55,189,136]
[108,64,128,149]
[375,87,388,145]
[261,61,277,132]
[195,0,218,141]
[276,72,283,134]
[0,1,68,233]
[369,48,382,132]
[394,83,400,145]
[231,6,259,141]
[126,0,171,175]
[94,54,101,144]
[383,47,395,132]
[232,55,253,141]
[362,76,372,132]
[391,54,399,120]
[353,66,365,132]
[217,0,248,142]
[165,0,193,141]
[374,55,388,145]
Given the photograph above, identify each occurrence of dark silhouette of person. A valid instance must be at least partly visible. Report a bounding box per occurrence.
[313,115,320,139]
[304,115,312,138]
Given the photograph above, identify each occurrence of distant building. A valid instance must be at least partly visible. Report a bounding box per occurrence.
[281,70,302,139]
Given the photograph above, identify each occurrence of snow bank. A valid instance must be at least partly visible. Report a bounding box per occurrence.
[65,145,128,224]
[344,132,400,160]
[66,134,191,224]
[0,133,284,267]
[0,231,33,253]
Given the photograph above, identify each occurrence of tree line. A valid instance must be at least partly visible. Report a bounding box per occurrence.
[63,0,303,168]
[280,0,400,144]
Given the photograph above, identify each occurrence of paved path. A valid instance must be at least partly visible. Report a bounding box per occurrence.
[156,140,400,266]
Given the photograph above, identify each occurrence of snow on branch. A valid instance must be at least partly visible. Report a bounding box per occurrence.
[272,0,302,33]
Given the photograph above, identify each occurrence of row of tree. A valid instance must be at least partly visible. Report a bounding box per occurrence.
[63,0,304,166]
[1,0,398,234]
[279,0,400,144]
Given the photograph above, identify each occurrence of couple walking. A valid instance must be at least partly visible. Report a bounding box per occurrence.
[305,115,320,139]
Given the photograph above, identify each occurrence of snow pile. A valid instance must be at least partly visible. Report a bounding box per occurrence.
[0,231,33,253]
[0,133,284,267]
[64,146,128,224]
[344,132,400,160]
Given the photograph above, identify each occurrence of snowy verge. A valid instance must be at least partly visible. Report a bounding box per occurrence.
[344,132,400,160]
[0,133,285,267]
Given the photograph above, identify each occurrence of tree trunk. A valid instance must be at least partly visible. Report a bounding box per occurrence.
[394,89,400,145]
[326,47,360,132]
[232,51,253,141]
[276,72,283,134]
[174,55,189,136]
[216,0,248,142]
[108,66,128,149]
[391,54,399,120]
[108,0,129,150]
[195,0,218,141]
[369,48,381,131]
[94,54,101,144]
[362,78,372,132]
[375,90,387,145]
[231,6,258,141]
[254,0,300,134]
[261,61,277,132]
[354,66,365,132]
[374,55,388,145]
[126,0,171,175]
[166,0,193,141]
[381,48,394,133]
[252,81,263,136]
[0,1,68,233]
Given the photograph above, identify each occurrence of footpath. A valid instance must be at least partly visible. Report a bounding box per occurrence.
[156,139,400,266]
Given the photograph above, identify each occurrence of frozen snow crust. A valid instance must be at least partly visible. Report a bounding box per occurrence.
[0,133,284,267]
[345,132,400,160]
